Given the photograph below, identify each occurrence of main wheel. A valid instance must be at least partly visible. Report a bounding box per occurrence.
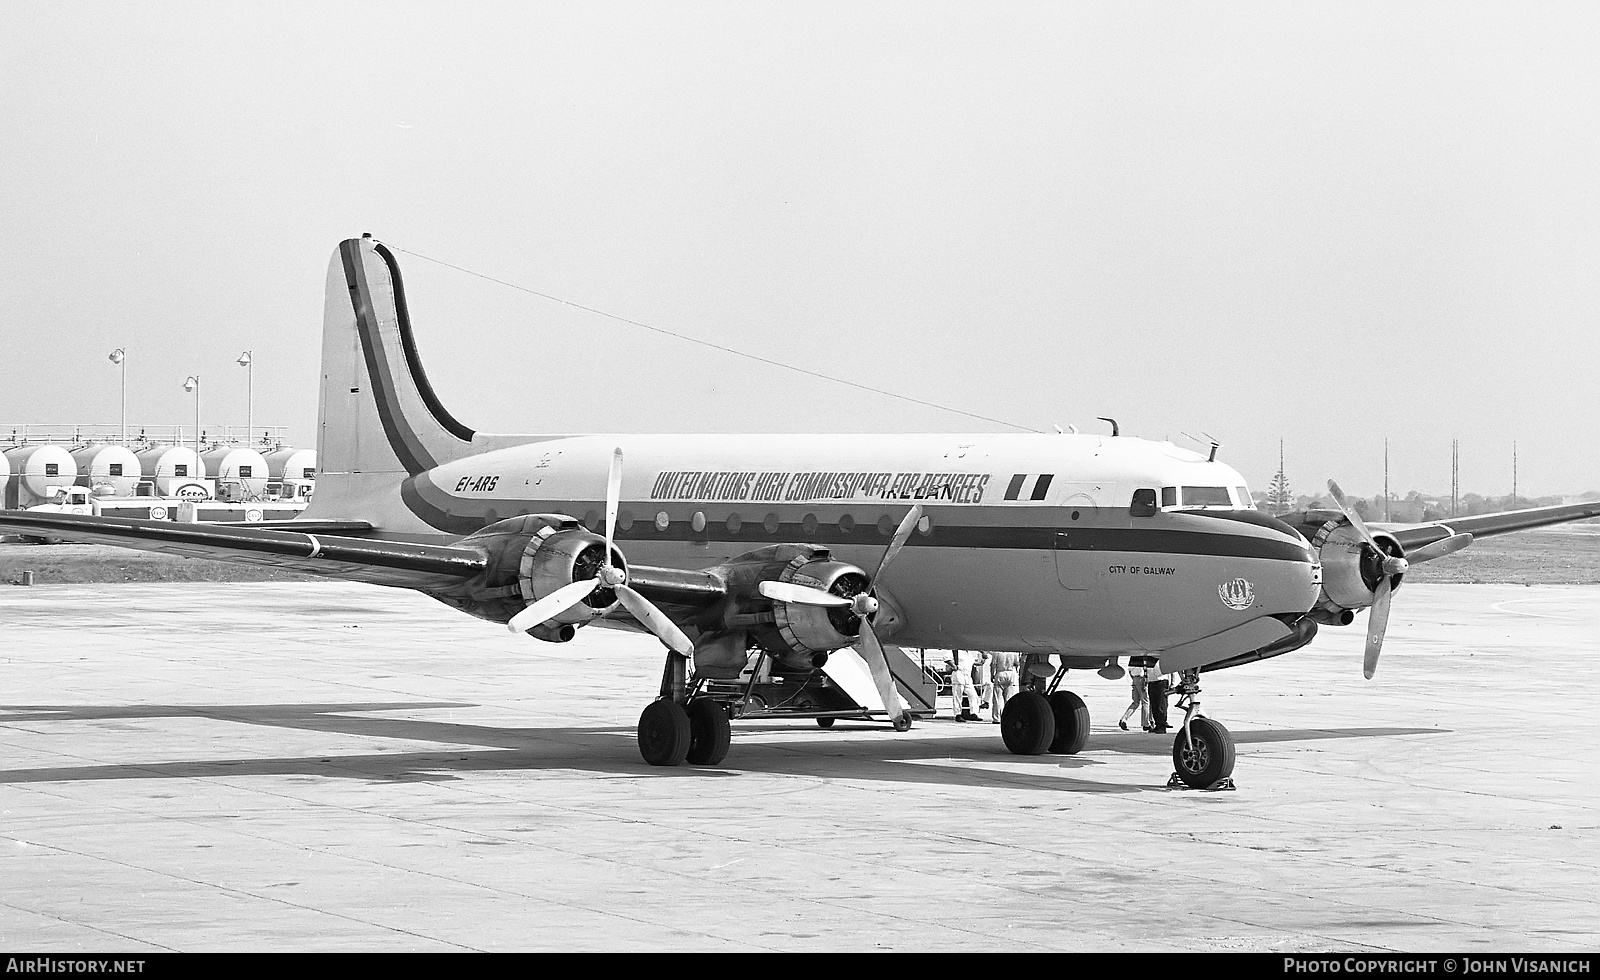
[816,717,836,729]
[1000,691,1056,755]
[685,699,731,766]
[638,699,692,766]
[1172,717,1235,788]
[1047,690,1090,754]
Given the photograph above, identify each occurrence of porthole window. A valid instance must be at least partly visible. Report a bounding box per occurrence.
[654,511,671,531]
[691,511,707,532]
[916,515,933,536]
[1071,510,1080,521]
[618,509,634,530]
[584,509,600,531]
[764,513,781,534]
[877,515,894,535]
[801,513,819,536]
[839,514,855,533]
[726,513,742,533]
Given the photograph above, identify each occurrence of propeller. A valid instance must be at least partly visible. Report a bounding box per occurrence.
[1326,480,1473,679]
[757,504,924,727]
[508,448,694,658]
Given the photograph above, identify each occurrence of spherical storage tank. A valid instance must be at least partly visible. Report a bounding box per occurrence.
[201,446,269,497]
[4,444,78,503]
[71,444,142,496]
[135,445,206,495]
[263,447,316,484]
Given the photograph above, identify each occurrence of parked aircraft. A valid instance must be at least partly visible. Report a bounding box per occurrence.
[5,236,1596,787]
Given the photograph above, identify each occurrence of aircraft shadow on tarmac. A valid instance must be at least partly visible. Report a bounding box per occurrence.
[0,702,1444,795]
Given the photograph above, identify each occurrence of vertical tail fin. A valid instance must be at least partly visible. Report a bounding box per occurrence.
[304,236,478,527]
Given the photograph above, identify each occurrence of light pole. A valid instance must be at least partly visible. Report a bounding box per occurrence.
[236,351,252,444]
[183,375,201,472]
[107,349,126,445]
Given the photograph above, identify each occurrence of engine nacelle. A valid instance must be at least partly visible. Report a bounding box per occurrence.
[517,525,626,628]
[1298,513,1404,625]
[766,556,873,661]
[427,515,625,636]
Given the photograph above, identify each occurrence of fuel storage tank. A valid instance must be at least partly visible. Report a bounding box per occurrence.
[200,446,269,499]
[71,444,142,496]
[134,445,208,497]
[3,444,77,507]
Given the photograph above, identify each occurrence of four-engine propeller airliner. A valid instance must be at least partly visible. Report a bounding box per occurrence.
[5,236,1596,787]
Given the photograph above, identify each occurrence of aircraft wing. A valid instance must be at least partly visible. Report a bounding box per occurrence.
[1378,500,1600,552]
[0,510,483,590]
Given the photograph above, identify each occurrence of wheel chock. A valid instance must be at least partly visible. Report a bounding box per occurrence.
[1166,772,1237,791]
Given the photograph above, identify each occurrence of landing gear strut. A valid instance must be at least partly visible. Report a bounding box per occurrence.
[1168,668,1236,790]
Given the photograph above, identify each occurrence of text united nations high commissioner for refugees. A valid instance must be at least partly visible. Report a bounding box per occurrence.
[1284,960,1591,975]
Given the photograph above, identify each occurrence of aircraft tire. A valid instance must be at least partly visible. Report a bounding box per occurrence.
[816,717,836,729]
[638,700,692,767]
[1172,717,1235,788]
[1000,691,1055,756]
[685,699,731,766]
[1047,691,1091,754]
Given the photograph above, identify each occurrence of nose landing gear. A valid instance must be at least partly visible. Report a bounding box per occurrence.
[1167,668,1236,790]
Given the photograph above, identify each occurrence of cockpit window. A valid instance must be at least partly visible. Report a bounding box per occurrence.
[1180,486,1232,507]
[1234,486,1254,509]
[1161,487,1177,508]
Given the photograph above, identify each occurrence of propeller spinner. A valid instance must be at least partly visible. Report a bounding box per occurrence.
[508,448,694,657]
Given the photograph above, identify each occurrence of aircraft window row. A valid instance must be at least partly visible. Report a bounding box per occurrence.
[1149,486,1252,512]
[608,509,932,536]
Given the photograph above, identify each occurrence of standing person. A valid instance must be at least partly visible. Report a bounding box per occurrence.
[948,649,980,722]
[988,651,1020,724]
[1119,664,1151,731]
[1148,666,1171,733]
[972,651,992,720]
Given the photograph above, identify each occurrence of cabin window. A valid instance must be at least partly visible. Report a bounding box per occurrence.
[109,463,123,476]
[174,464,188,477]
[839,514,855,533]
[726,513,742,533]
[764,513,780,534]
[1181,486,1231,507]
[1130,488,1158,517]
[1161,487,1177,508]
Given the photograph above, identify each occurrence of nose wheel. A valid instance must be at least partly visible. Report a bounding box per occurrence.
[1167,669,1236,790]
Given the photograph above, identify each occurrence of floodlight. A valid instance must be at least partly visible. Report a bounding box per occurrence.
[108,349,125,364]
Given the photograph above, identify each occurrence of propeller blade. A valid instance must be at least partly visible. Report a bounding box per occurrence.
[1363,575,1393,679]
[874,504,924,581]
[854,623,908,728]
[507,578,600,633]
[1326,480,1382,550]
[1405,533,1473,565]
[616,584,695,658]
[604,447,623,558]
[758,580,851,607]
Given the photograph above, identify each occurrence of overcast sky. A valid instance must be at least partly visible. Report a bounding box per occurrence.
[3,2,1596,498]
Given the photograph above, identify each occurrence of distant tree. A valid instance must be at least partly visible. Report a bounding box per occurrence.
[1267,467,1294,514]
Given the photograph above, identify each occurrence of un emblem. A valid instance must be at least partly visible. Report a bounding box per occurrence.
[1218,578,1255,610]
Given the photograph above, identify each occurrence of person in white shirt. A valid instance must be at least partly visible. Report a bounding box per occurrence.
[1119,665,1151,732]
[988,652,1021,724]
[949,649,981,722]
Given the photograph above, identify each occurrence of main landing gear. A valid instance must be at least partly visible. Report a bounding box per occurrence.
[1000,662,1091,758]
[637,648,732,767]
